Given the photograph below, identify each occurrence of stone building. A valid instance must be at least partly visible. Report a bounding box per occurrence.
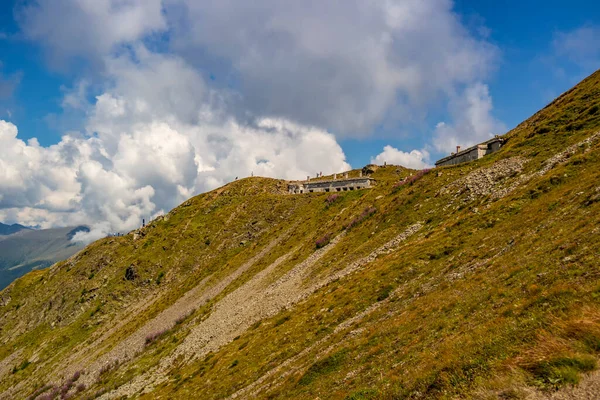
[288,173,375,194]
[435,136,505,167]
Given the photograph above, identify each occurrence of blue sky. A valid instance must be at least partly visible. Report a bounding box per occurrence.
[1,0,598,163]
[0,0,598,236]
[341,0,600,166]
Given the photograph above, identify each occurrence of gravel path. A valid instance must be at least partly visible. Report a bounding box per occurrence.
[102,231,347,398]
[27,224,289,397]
[229,223,422,398]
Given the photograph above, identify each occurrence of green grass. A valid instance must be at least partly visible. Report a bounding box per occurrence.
[2,69,600,399]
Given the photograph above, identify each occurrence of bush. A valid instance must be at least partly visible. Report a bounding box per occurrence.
[98,359,119,377]
[377,285,393,301]
[26,384,55,400]
[528,355,596,389]
[346,389,381,399]
[145,329,169,346]
[392,168,431,192]
[275,315,291,326]
[58,370,83,397]
[325,194,340,206]
[144,329,169,346]
[345,207,377,230]
[315,233,332,249]
[156,271,165,285]
[12,359,30,374]
[175,309,195,325]
[299,348,349,385]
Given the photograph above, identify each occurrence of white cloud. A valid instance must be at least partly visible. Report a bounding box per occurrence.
[0,50,350,242]
[370,146,430,169]
[553,25,600,70]
[17,0,498,135]
[165,0,498,135]
[4,1,505,241]
[16,0,167,68]
[432,82,505,154]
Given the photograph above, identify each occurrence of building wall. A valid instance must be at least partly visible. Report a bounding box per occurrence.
[486,141,502,154]
[288,178,373,194]
[436,147,480,167]
[435,139,504,167]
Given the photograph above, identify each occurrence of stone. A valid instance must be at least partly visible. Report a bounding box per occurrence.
[125,265,137,281]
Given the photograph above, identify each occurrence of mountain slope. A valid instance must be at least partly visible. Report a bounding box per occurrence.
[0,222,30,236]
[1,70,600,400]
[0,226,89,290]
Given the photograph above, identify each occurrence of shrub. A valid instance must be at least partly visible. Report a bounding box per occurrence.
[344,207,377,230]
[528,355,596,389]
[26,384,54,400]
[325,194,340,206]
[275,315,291,326]
[12,359,30,374]
[98,359,119,377]
[175,309,195,325]
[392,168,431,192]
[156,271,165,285]
[299,348,349,385]
[377,285,394,301]
[346,389,381,399]
[315,233,332,249]
[58,370,83,398]
[145,329,169,346]
[37,390,59,400]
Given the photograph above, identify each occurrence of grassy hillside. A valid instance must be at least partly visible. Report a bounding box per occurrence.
[0,226,88,290]
[1,69,600,400]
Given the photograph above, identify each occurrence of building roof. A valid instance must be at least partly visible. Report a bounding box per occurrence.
[288,176,375,187]
[434,136,504,166]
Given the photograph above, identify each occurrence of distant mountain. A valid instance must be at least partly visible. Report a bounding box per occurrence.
[0,225,88,290]
[0,222,30,236]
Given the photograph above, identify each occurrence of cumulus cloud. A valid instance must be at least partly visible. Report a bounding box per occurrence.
[165,0,497,134]
[15,0,167,68]
[553,25,600,70]
[0,49,350,242]
[17,0,497,134]
[370,146,430,169]
[4,0,504,242]
[432,82,505,154]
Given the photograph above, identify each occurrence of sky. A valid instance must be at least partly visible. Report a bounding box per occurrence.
[0,0,598,242]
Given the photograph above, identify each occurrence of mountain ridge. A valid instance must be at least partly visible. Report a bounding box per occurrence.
[1,70,600,399]
[0,222,30,236]
[0,225,89,290]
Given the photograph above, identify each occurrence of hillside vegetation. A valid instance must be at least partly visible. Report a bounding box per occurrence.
[1,70,600,400]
